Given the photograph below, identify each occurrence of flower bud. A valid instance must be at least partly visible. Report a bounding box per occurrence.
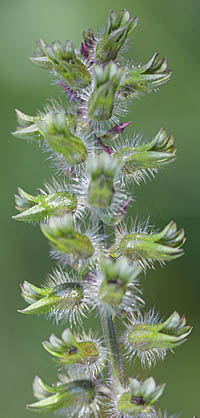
[41,215,94,260]
[18,279,85,316]
[96,9,138,62]
[87,152,119,209]
[88,62,124,121]
[116,377,165,416]
[13,187,77,222]
[31,39,91,88]
[125,311,192,367]
[12,108,76,143]
[120,53,171,98]
[114,128,176,181]
[27,375,98,414]
[37,111,88,166]
[119,221,185,268]
[98,257,141,307]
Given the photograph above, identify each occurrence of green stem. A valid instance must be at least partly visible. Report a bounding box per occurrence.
[99,305,124,392]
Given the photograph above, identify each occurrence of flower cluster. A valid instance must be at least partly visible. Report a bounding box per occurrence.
[13,8,191,418]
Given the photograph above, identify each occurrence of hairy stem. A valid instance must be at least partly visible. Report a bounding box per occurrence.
[99,305,124,392]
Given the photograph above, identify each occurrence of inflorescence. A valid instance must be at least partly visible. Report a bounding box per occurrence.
[13,8,192,418]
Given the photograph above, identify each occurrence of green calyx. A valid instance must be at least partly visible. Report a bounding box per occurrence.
[37,111,88,166]
[27,375,96,413]
[43,328,99,366]
[96,9,138,62]
[88,62,124,121]
[114,128,176,176]
[31,39,91,88]
[41,215,94,260]
[13,187,77,222]
[87,152,119,208]
[12,108,77,143]
[117,377,165,416]
[128,311,192,353]
[119,53,171,98]
[98,257,140,307]
[119,221,185,266]
[18,280,84,315]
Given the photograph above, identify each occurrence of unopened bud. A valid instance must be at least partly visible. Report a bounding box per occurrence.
[27,375,97,414]
[13,187,77,222]
[120,53,171,98]
[119,221,185,267]
[126,311,192,366]
[114,128,176,178]
[31,39,91,88]
[96,9,138,62]
[41,215,94,260]
[37,111,88,166]
[18,280,84,316]
[88,62,124,121]
[87,152,119,208]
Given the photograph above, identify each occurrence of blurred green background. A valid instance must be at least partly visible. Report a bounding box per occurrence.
[1,0,199,416]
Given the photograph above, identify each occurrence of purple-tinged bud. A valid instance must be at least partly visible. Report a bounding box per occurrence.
[80,42,89,59]
[56,81,78,102]
[97,137,112,155]
[111,121,132,135]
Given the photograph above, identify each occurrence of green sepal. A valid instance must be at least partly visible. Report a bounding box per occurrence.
[37,111,88,166]
[118,221,185,265]
[31,39,91,89]
[18,280,84,315]
[98,257,140,307]
[117,377,165,416]
[96,9,138,62]
[43,328,99,366]
[41,215,94,260]
[27,375,96,413]
[87,152,119,208]
[12,109,76,143]
[88,62,124,121]
[114,128,176,174]
[128,311,192,353]
[13,187,77,222]
[119,53,171,98]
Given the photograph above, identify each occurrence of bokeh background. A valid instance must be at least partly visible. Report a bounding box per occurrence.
[1,0,200,416]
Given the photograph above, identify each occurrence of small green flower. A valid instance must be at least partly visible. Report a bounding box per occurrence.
[115,220,185,269]
[13,187,77,222]
[41,215,94,261]
[98,257,142,309]
[37,111,88,166]
[113,128,176,184]
[31,38,91,88]
[87,152,119,209]
[96,9,138,62]
[43,328,107,375]
[18,268,92,324]
[124,310,192,367]
[119,53,171,98]
[27,374,103,416]
[116,377,165,416]
[88,62,124,121]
